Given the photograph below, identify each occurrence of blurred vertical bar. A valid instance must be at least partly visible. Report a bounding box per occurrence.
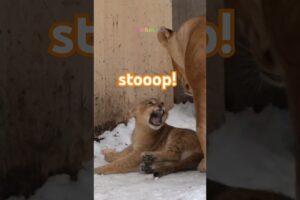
[0,0,93,199]
[207,0,297,199]
[206,0,225,135]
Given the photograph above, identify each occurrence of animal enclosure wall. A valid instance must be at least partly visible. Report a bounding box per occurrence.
[94,0,173,132]
[94,0,207,132]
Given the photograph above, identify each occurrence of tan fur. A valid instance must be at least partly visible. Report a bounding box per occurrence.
[157,16,206,172]
[95,98,202,176]
[231,0,300,198]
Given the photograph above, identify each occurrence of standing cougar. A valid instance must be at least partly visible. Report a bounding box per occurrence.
[158,16,206,172]
[94,98,202,177]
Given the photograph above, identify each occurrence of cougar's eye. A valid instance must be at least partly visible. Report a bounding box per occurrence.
[148,101,154,105]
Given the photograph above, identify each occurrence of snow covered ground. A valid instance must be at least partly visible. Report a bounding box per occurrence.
[7,102,295,199]
[7,162,93,200]
[95,102,295,199]
[209,105,295,198]
[94,102,206,200]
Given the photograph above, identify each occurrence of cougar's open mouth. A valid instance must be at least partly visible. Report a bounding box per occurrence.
[149,109,165,127]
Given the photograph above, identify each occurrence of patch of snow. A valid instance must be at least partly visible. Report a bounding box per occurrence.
[7,162,93,200]
[208,106,295,198]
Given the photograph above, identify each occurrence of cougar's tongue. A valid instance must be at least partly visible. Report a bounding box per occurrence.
[151,115,161,125]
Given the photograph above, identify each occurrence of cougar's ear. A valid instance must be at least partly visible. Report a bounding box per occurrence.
[157,27,173,47]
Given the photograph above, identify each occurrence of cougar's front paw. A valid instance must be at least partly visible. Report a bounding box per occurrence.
[141,152,155,164]
[140,162,153,174]
[94,167,103,175]
[95,166,106,175]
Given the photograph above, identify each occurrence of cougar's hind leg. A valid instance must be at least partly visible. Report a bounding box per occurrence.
[141,149,182,163]
[140,148,182,174]
[151,153,202,177]
[194,89,206,172]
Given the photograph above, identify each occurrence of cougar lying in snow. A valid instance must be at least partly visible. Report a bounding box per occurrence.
[94,98,202,177]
